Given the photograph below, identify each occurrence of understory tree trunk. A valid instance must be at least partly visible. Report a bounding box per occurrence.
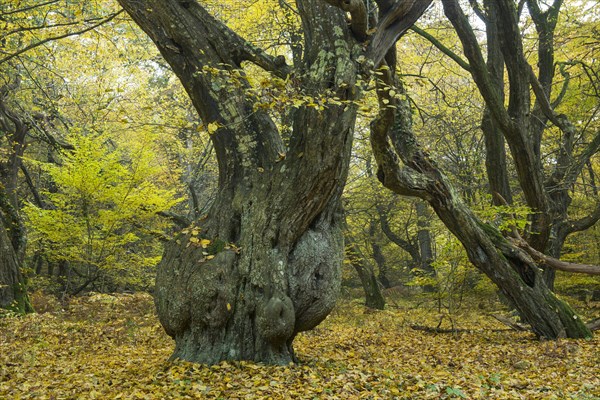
[415,201,436,291]
[346,234,385,310]
[0,213,32,314]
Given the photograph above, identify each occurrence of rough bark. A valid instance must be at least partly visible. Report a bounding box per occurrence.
[117,0,430,364]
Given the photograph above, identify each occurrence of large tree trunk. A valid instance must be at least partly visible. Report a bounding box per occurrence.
[118,0,358,365]
[118,0,431,364]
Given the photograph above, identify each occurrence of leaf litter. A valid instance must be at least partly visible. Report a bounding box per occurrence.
[0,293,598,399]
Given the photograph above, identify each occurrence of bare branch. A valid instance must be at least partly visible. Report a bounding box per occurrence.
[468,0,487,23]
[528,67,573,131]
[410,25,471,72]
[563,130,600,188]
[0,11,124,65]
[511,238,600,276]
[565,201,600,235]
[0,0,58,17]
[441,0,510,132]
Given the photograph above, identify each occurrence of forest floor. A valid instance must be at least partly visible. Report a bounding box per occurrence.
[1,291,599,399]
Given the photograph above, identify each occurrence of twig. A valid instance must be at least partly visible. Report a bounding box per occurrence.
[489,313,529,331]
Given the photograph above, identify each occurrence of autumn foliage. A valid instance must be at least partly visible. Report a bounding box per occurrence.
[1,293,598,399]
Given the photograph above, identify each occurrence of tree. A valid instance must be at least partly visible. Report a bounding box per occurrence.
[24,133,181,295]
[345,231,386,310]
[0,78,33,313]
[0,0,122,312]
[440,0,600,290]
[115,0,431,364]
[370,0,598,339]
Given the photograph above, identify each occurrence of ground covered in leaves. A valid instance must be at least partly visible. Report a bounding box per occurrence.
[1,292,599,399]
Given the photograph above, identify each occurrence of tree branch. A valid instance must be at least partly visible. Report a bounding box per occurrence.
[410,25,471,72]
[377,204,421,260]
[0,0,58,17]
[511,238,600,275]
[565,202,600,235]
[0,11,124,65]
[441,0,510,132]
[563,130,600,188]
[367,0,434,67]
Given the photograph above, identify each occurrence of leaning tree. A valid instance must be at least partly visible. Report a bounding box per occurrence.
[370,0,599,340]
[438,0,600,289]
[116,0,431,364]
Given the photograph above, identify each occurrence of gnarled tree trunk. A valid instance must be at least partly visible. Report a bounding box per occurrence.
[117,0,431,364]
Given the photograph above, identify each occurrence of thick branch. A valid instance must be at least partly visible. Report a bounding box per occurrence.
[565,202,600,235]
[367,0,433,66]
[512,238,600,276]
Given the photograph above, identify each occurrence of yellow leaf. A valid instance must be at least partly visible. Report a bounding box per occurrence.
[207,122,219,134]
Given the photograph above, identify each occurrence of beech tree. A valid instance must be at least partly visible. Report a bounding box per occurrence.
[370,0,599,340]
[439,0,600,289]
[115,0,432,364]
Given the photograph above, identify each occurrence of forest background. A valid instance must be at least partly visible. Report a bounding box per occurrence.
[0,0,599,398]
